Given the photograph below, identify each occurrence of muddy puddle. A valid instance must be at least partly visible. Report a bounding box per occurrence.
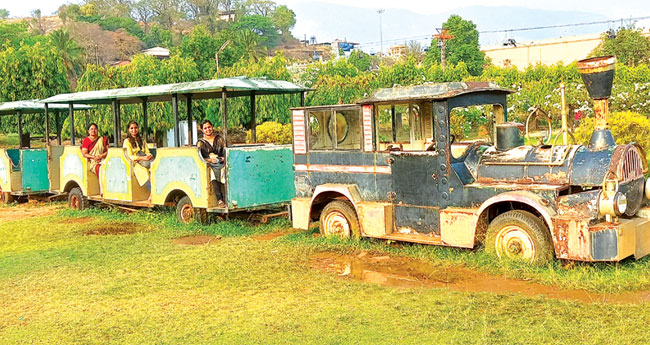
[83,222,149,236]
[173,235,221,246]
[311,252,650,304]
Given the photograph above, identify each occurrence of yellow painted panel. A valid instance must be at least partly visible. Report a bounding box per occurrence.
[0,149,12,192]
[291,198,311,230]
[440,208,479,248]
[102,148,134,202]
[357,202,393,237]
[150,147,210,208]
[60,146,88,195]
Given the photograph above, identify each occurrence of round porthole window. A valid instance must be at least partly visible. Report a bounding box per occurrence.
[328,112,349,144]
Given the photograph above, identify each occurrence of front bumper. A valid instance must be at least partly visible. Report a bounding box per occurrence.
[589,216,650,261]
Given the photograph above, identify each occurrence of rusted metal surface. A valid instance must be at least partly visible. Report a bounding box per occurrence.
[556,190,600,219]
[551,217,591,260]
[358,82,512,104]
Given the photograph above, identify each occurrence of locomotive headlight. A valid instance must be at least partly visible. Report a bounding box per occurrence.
[614,192,627,216]
[599,191,627,220]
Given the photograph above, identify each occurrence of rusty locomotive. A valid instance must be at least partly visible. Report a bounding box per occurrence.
[290,55,650,264]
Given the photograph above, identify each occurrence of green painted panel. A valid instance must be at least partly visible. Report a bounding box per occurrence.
[226,146,294,209]
[21,149,49,192]
[105,157,128,194]
[7,149,20,171]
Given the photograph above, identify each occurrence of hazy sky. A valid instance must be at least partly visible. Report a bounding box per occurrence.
[5,0,650,18]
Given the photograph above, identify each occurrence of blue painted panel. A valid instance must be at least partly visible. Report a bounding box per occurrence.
[21,149,49,192]
[155,156,202,197]
[106,157,128,194]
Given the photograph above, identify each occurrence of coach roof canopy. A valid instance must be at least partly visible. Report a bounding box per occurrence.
[0,100,91,116]
[41,77,312,105]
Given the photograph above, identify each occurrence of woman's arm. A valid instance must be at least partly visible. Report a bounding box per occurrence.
[123,139,141,161]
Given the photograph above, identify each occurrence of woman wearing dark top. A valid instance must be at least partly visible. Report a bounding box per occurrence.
[197,120,226,208]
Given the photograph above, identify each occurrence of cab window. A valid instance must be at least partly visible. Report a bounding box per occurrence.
[375,101,433,151]
[308,107,361,150]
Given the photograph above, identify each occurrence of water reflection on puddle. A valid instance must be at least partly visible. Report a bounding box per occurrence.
[311,252,650,304]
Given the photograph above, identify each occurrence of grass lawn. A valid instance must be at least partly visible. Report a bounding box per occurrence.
[2,204,650,344]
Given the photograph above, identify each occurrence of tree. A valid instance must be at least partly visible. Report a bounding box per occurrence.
[235,29,267,62]
[271,5,295,37]
[30,9,47,35]
[245,0,275,17]
[131,0,155,33]
[0,9,9,19]
[406,40,424,62]
[424,15,486,76]
[0,42,70,134]
[182,0,220,33]
[149,0,183,29]
[50,28,85,85]
[590,27,650,67]
[231,14,279,48]
[348,50,372,72]
[175,25,221,78]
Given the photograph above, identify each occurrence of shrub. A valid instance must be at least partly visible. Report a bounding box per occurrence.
[574,111,650,162]
[246,122,292,144]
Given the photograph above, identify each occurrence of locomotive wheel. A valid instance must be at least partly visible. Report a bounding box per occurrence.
[176,196,208,224]
[67,187,88,211]
[485,210,553,265]
[319,200,360,239]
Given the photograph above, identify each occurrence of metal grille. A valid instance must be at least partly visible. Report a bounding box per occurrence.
[619,147,644,181]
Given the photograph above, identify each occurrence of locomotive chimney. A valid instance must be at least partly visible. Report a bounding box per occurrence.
[577,56,616,150]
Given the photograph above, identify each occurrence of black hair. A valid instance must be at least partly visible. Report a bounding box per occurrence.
[201,120,213,128]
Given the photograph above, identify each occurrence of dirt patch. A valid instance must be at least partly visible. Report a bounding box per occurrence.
[311,252,650,304]
[83,222,148,236]
[0,204,58,221]
[173,235,221,246]
[60,217,94,224]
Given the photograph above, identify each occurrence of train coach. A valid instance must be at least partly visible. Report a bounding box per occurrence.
[0,100,91,203]
[40,77,310,223]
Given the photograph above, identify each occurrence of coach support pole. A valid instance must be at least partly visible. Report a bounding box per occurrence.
[69,102,75,146]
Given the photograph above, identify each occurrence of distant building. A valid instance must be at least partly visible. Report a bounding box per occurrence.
[219,10,236,22]
[482,30,650,69]
[332,39,359,59]
[142,46,170,59]
[388,45,408,58]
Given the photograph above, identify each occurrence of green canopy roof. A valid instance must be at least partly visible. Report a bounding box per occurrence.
[0,100,92,116]
[41,77,312,105]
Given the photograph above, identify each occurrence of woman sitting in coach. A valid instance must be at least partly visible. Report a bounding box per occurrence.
[197,120,226,208]
[81,123,109,176]
[123,120,153,190]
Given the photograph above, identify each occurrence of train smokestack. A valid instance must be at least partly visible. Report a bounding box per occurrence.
[577,56,616,150]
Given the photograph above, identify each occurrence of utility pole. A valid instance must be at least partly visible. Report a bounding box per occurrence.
[377,9,385,57]
[434,28,454,69]
[215,40,231,78]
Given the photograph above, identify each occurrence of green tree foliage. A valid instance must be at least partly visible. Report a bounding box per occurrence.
[424,15,486,76]
[348,50,372,72]
[574,111,650,161]
[232,14,279,49]
[49,28,85,83]
[74,54,199,138]
[0,22,44,49]
[144,24,173,47]
[271,5,295,37]
[0,42,70,134]
[0,8,9,19]
[590,27,650,67]
[175,25,220,78]
[376,56,426,88]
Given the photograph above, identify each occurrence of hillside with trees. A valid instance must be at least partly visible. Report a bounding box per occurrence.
[1,5,650,148]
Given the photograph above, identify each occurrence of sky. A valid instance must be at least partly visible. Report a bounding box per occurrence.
[5,0,650,19]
